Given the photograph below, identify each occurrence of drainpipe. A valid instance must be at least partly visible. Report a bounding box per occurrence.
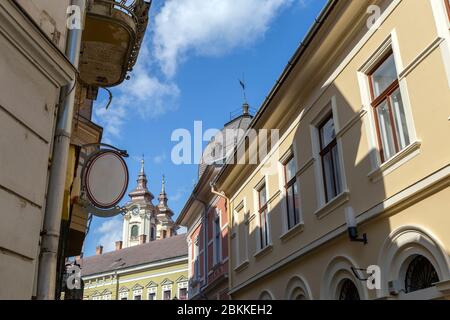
[37,0,86,300]
[210,183,231,299]
[192,194,209,298]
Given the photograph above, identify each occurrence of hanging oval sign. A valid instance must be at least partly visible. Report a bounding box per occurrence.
[84,150,129,209]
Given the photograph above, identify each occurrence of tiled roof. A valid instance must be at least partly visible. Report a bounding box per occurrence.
[80,234,187,277]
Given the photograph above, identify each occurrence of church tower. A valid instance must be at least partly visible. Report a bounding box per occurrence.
[156,175,178,239]
[122,159,178,249]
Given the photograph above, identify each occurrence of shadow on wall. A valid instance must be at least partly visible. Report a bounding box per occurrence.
[235,80,448,300]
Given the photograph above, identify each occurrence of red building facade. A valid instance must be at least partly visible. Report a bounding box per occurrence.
[177,104,252,300]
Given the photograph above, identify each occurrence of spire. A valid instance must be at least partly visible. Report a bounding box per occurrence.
[128,155,154,201]
[137,156,148,190]
[161,174,166,194]
[140,156,145,175]
[158,175,168,207]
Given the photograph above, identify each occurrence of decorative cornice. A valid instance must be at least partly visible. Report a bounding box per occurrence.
[0,0,77,87]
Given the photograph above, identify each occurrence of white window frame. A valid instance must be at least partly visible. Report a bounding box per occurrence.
[119,291,129,300]
[430,0,450,89]
[147,286,157,300]
[162,284,172,300]
[310,97,349,211]
[253,176,271,251]
[278,147,303,233]
[133,288,143,300]
[357,31,419,181]
[102,292,112,300]
[177,281,188,300]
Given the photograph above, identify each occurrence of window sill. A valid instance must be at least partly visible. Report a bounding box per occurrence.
[368,140,422,182]
[280,223,305,243]
[253,244,273,259]
[314,191,350,220]
[435,279,450,295]
[233,260,249,273]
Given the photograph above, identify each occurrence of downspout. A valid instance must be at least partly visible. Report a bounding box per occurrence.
[37,0,86,300]
[192,194,209,299]
[210,183,231,299]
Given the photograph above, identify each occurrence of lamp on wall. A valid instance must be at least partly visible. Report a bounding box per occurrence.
[345,207,367,245]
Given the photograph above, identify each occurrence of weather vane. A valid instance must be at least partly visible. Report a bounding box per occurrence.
[239,73,247,103]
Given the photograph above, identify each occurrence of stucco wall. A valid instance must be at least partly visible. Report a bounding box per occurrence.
[0,0,73,299]
[224,0,450,300]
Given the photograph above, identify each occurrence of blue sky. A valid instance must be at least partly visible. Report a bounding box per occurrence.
[83,0,327,256]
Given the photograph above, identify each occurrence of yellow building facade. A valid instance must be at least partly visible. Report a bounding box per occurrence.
[214,0,450,300]
[81,235,189,300]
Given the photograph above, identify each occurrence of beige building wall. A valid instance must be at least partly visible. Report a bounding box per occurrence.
[82,259,189,301]
[218,0,450,300]
[0,0,74,299]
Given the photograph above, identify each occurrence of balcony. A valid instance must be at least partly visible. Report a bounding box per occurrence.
[79,0,151,88]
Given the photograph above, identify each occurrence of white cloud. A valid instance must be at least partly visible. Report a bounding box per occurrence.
[153,0,294,77]
[95,217,123,253]
[94,0,299,141]
[93,39,180,143]
[153,153,167,165]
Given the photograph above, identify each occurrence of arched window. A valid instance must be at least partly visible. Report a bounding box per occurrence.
[150,227,155,241]
[405,255,439,293]
[130,225,139,239]
[258,291,273,300]
[291,288,307,300]
[338,279,360,300]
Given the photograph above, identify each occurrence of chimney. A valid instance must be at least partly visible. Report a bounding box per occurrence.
[75,253,84,261]
[96,245,103,255]
[115,241,123,251]
[139,235,147,244]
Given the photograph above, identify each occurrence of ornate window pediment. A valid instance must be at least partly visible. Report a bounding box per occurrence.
[176,275,188,283]
[161,278,174,286]
[119,286,130,293]
[132,284,145,291]
[146,281,158,288]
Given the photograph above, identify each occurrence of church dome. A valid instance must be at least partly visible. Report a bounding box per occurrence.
[198,103,253,179]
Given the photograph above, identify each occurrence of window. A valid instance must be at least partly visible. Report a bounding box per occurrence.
[234,202,248,266]
[163,290,171,300]
[213,213,221,265]
[119,291,128,300]
[130,225,139,240]
[102,293,112,300]
[368,52,410,163]
[148,292,156,300]
[284,155,300,229]
[179,288,188,300]
[338,279,360,300]
[133,288,143,300]
[150,226,155,241]
[405,255,439,293]
[193,238,200,280]
[318,115,342,202]
[258,183,269,249]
